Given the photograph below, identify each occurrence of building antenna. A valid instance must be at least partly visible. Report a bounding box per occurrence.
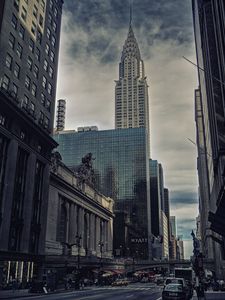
[129,0,133,26]
[183,56,225,87]
[187,138,212,157]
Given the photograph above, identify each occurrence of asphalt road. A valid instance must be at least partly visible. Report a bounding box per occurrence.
[14,283,162,300]
[6,284,225,300]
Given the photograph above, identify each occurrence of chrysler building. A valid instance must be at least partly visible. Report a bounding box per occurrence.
[115,11,150,131]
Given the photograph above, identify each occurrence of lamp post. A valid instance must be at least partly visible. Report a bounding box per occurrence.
[98,241,104,269]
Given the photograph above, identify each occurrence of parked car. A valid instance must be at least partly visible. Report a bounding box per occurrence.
[162,283,187,300]
[111,279,129,287]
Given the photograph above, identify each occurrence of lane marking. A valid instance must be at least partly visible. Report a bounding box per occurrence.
[126,295,134,298]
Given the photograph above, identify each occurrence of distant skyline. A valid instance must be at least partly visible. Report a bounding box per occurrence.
[56,0,199,255]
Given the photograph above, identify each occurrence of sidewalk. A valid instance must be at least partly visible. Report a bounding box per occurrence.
[0,286,93,299]
[0,289,32,299]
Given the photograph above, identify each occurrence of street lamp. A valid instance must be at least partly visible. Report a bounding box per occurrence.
[98,241,104,269]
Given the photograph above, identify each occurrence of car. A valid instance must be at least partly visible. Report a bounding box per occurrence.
[111,279,129,287]
[164,277,186,288]
[162,283,187,300]
[164,278,192,299]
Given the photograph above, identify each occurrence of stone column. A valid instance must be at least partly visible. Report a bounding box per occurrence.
[96,217,101,255]
[39,163,51,254]
[69,204,77,244]
[86,212,90,252]
[0,139,18,249]
[79,207,84,248]
[107,220,113,257]
[20,153,36,252]
[89,213,95,252]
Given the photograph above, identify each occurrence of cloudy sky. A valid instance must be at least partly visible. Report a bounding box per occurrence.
[56,0,199,257]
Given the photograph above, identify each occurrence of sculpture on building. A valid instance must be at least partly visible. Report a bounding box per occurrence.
[76,153,96,188]
[51,151,62,173]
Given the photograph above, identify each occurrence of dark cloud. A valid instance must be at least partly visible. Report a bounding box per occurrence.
[62,0,194,63]
[170,192,198,206]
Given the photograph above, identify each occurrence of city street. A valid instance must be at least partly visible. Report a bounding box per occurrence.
[2,283,162,300]
[3,284,225,300]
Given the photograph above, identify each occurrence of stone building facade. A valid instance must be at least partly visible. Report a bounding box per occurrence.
[44,156,114,274]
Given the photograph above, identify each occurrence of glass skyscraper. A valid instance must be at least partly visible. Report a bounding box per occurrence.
[54,127,151,258]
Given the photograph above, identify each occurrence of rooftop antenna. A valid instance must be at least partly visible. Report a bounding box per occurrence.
[129,0,133,26]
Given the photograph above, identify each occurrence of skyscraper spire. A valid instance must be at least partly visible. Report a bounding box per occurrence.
[115,3,150,131]
[129,0,133,26]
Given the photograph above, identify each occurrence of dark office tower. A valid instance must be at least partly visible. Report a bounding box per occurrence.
[0,0,63,133]
[0,0,63,283]
[54,128,152,259]
[192,0,225,277]
[158,164,165,212]
[115,13,150,131]
[149,160,162,237]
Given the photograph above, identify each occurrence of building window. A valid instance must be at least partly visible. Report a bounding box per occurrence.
[49,14,52,24]
[41,92,46,105]
[50,50,54,62]
[51,35,56,48]
[16,43,23,58]
[54,7,58,18]
[30,102,35,115]
[46,99,51,111]
[37,30,42,44]
[5,53,13,70]
[9,148,28,251]
[47,82,52,95]
[27,56,33,70]
[29,38,34,52]
[43,59,48,71]
[35,48,40,61]
[52,21,57,32]
[11,14,18,29]
[39,111,44,124]
[12,83,18,96]
[14,63,20,78]
[33,5,38,18]
[45,43,50,55]
[49,66,53,78]
[19,24,25,39]
[31,21,36,35]
[41,0,45,12]
[33,65,39,78]
[21,6,27,21]
[39,14,44,27]
[58,204,67,243]
[31,83,37,97]
[2,75,10,90]
[22,95,29,109]
[47,27,51,40]
[9,33,15,49]
[50,0,53,10]
[44,117,49,129]
[42,76,47,89]
[25,75,31,90]
[13,0,19,11]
